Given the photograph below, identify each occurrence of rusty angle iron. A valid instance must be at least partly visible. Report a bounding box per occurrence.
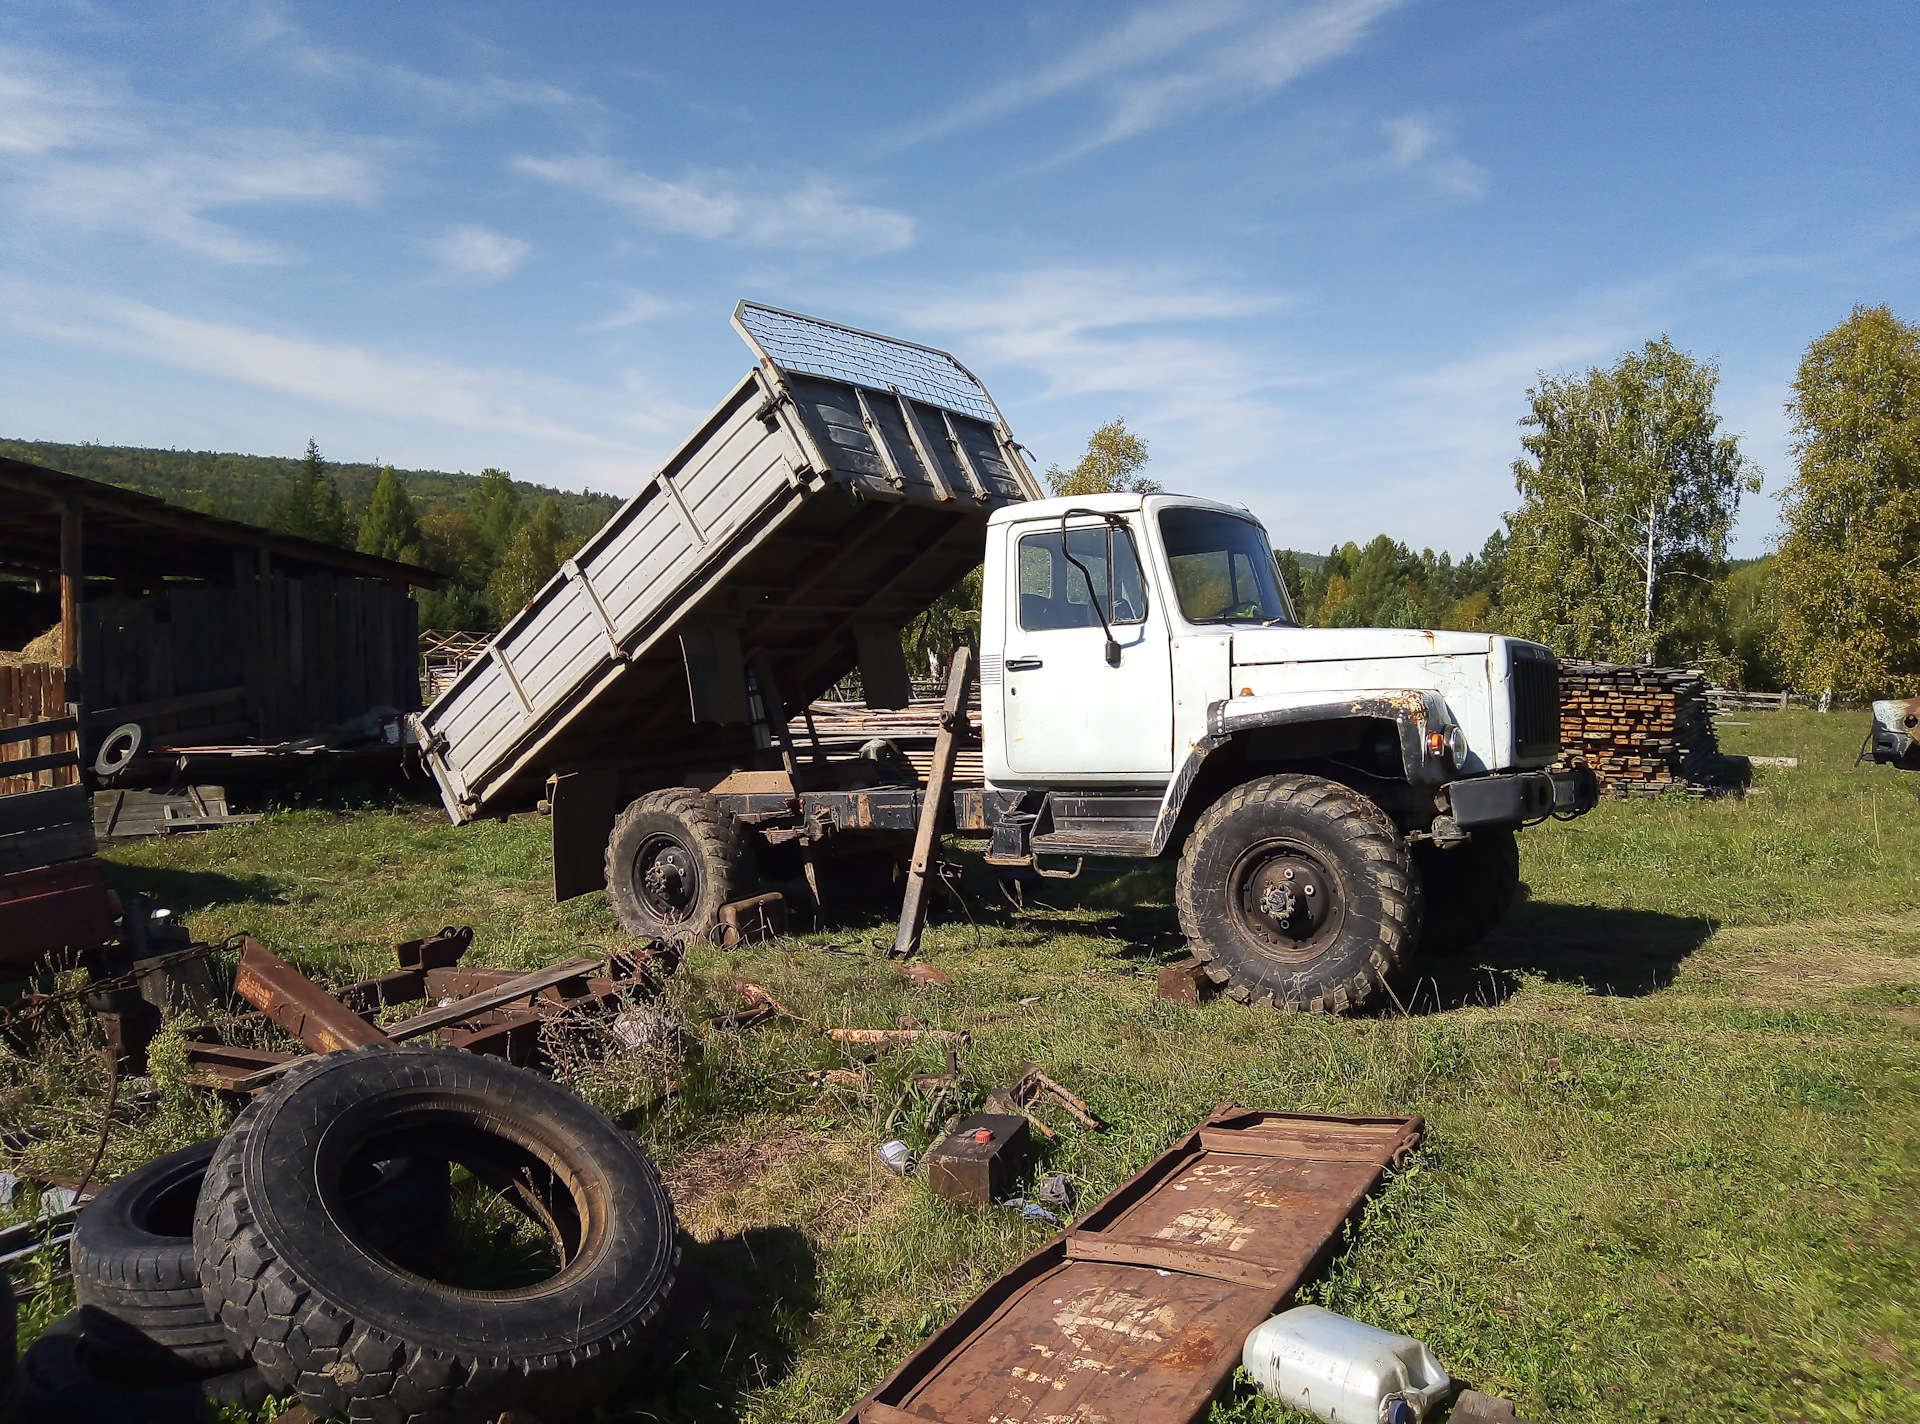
[839,1103,1422,1424]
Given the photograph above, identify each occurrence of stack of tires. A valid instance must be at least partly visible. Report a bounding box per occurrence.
[11,1046,679,1424]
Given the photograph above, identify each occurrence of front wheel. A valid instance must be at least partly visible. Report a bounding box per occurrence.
[605,789,755,943]
[1176,774,1421,1013]
[1414,828,1520,957]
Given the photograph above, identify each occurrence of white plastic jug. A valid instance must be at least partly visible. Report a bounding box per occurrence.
[1242,1305,1452,1424]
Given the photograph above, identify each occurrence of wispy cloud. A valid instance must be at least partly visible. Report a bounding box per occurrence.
[0,45,385,262]
[6,285,619,446]
[241,4,593,114]
[512,154,916,255]
[589,289,675,331]
[1379,116,1488,197]
[904,266,1292,404]
[422,224,532,281]
[900,0,1406,157]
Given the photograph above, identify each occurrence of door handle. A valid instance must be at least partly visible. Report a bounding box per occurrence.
[1005,657,1043,671]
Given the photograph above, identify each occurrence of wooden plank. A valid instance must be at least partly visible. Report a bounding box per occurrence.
[0,785,90,836]
[0,821,96,875]
[381,956,603,1041]
[0,716,78,746]
[891,646,974,957]
[88,686,247,726]
[0,750,80,778]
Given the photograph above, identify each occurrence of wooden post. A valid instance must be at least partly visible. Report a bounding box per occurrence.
[58,498,81,680]
[891,644,974,959]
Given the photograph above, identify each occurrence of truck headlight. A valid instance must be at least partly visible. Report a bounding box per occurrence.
[1447,725,1469,765]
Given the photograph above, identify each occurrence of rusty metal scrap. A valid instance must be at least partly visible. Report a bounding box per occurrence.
[839,1104,1423,1424]
[196,928,671,1090]
[985,1060,1103,1131]
[382,956,602,1041]
[233,937,390,1053]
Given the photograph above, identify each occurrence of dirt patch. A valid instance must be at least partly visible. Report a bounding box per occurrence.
[1708,914,1920,1004]
[662,1126,818,1219]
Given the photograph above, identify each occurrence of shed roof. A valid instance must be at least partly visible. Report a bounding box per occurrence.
[0,456,441,587]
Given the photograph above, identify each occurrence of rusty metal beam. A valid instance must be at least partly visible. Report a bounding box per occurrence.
[232,937,390,1052]
[382,956,601,1041]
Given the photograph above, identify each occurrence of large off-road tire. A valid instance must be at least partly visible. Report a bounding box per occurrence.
[1176,774,1421,1013]
[605,788,755,943]
[71,1138,448,1374]
[193,1045,679,1424]
[11,1308,273,1421]
[1413,828,1520,957]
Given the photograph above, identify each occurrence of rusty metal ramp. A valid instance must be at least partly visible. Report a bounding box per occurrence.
[842,1105,1422,1424]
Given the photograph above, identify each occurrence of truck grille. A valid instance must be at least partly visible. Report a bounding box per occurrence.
[1510,646,1561,761]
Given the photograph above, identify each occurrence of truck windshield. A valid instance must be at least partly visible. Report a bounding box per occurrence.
[1158,508,1296,625]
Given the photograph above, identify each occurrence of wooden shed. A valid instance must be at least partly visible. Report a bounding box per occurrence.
[0,455,439,776]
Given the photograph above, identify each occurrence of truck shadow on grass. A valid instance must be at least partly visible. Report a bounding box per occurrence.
[635,1224,817,1422]
[100,863,286,914]
[1397,899,1718,1014]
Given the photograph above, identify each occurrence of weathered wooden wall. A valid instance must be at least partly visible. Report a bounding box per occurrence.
[68,554,418,745]
[0,665,77,795]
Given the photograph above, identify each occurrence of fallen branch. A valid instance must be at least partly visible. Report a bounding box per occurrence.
[733,979,807,1022]
[826,1027,969,1047]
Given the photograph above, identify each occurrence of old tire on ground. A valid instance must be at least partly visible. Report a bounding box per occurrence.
[71,1138,448,1373]
[1176,774,1421,1014]
[10,1307,273,1421]
[194,1045,679,1424]
[605,788,755,943]
[1413,828,1520,957]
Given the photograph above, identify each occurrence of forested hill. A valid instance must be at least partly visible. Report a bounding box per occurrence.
[0,439,623,533]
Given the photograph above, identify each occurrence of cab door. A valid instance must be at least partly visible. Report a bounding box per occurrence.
[1000,516,1173,779]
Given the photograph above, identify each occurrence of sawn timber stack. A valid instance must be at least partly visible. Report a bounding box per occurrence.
[1555,660,1721,795]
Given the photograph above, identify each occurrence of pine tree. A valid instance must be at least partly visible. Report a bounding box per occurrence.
[469,468,522,562]
[355,466,424,563]
[488,498,567,622]
[268,439,350,547]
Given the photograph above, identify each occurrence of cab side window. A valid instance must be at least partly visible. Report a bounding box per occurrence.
[1016,526,1147,631]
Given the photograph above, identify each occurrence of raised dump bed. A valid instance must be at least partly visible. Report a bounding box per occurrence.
[414,303,1042,825]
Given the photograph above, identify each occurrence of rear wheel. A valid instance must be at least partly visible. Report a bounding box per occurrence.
[1176,774,1420,1013]
[605,789,754,943]
[1414,829,1520,956]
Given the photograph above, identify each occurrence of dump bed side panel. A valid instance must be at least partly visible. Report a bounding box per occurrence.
[419,373,799,817]
[417,307,1041,822]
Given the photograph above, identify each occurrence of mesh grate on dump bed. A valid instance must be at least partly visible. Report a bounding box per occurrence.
[734,302,999,424]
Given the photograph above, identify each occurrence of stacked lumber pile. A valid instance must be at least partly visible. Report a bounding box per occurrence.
[1557,660,1721,794]
[795,696,984,785]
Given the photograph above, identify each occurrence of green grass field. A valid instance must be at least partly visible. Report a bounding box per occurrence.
[4,708,1916,1423]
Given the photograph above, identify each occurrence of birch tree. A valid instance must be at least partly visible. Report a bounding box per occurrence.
[1501,338,1756,665]
[1771,305,1920,703]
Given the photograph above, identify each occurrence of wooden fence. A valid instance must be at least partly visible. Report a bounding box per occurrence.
[0,664,77,795]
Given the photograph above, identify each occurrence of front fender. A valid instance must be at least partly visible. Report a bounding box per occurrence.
[1148,690,1452,854]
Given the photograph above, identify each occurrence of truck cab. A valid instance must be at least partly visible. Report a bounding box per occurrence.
[974,493,1595,1011]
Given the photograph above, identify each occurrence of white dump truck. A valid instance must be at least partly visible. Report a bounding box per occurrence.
[415,304,1596,1014]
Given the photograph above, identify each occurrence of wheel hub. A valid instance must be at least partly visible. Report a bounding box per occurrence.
[633,836,699,921]
[1239,852,1338,957]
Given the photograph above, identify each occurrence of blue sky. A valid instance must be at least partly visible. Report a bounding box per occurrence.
[3,2,1916,557]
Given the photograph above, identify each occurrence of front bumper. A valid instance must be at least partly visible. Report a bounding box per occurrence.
[1447,766,1599,830]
